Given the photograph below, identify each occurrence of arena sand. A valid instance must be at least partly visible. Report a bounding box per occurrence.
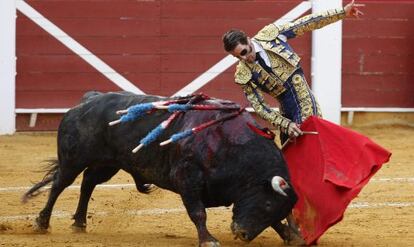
[0,125,413,246]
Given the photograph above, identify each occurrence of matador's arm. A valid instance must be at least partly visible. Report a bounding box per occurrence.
[279,8,345,39]
[240,83,291,132]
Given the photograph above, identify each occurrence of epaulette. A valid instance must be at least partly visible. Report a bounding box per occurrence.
[234,62,252,85]
[254,24,279,41]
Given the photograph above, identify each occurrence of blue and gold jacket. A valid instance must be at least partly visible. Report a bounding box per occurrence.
[235,8,345,130]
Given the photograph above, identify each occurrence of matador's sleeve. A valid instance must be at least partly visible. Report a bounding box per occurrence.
[277,7,346,39]
[240,83,291,131]
[241,83,291,131]
[235,62,291,131]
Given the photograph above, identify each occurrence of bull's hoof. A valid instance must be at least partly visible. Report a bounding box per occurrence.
[71,224,87,233]
[138,184,157,194]
[284,232,306,246]
[200,241,221,247]
[33,217,49,234]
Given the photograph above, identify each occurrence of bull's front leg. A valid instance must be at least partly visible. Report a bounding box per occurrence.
[173,160,220,247]
[180,195,220,247]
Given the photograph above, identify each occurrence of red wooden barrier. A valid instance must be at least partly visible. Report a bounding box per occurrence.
[16,0,413,130]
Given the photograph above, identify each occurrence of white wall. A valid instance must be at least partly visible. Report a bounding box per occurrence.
[311,0,342,124]
[0,0,16,135]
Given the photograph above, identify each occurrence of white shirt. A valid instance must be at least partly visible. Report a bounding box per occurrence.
[251,39,271,67]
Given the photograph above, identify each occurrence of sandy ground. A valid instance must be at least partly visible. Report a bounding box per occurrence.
[0,125,413,247]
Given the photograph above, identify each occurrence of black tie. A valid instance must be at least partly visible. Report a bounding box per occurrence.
[255,52,272,74]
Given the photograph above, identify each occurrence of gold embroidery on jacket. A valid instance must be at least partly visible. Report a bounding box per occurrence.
[242,83,291,130]
[254,8,345,68]
[247,62,286,97]
[234,8,344,128]
[255,37,300,68]
[255,24,279,41]
[277,8,346,37]
[234,62,252,85]
[291,74,322,121]
[267,52,297,81]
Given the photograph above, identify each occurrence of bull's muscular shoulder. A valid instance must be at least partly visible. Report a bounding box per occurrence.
[234,62,252,85]
[254,24,279,41]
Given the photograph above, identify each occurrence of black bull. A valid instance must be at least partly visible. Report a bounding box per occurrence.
[23,92,298,246]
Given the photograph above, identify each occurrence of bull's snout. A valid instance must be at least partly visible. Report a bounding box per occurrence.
[230,222,250,242]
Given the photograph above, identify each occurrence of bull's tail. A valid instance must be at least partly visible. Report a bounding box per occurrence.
[22,159,59,203]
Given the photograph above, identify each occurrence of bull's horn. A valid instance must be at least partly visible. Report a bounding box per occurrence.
[271,176,289,197]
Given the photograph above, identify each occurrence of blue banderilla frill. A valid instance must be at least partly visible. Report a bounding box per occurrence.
[159,129,193,146]
[132,124,165,153]
[109,103,155,126]
[166,104,192,112]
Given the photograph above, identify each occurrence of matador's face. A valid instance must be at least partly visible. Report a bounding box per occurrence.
[230,39,256,64]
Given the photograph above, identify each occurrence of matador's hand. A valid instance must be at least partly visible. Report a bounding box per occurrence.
[344,0,364,18]
[287,122,303,139]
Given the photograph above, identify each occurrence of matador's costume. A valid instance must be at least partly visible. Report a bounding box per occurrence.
[234,8,392,245]
[234,8,346,135]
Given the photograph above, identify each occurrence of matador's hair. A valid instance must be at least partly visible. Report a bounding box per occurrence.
[222,29,248,52]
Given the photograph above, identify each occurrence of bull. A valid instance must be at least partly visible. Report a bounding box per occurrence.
[23,92,300,246]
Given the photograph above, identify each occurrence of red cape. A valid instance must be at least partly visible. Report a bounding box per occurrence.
[283,116,391,245]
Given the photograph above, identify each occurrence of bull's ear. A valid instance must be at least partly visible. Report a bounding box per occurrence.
[271,176,290,197]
